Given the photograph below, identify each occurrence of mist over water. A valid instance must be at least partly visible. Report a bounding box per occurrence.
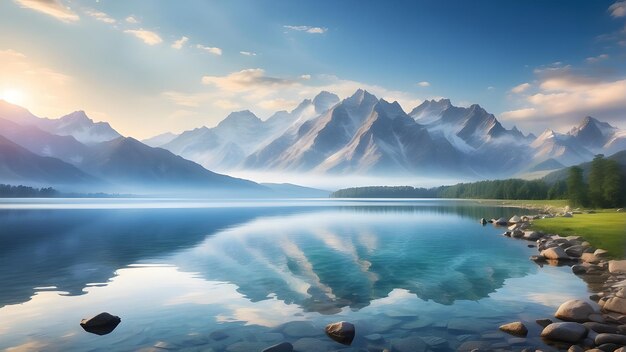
[0,199,588,351]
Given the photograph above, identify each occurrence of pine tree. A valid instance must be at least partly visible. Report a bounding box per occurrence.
[602,159,623,207]
[588,154,606,208]
[567,166,587,207]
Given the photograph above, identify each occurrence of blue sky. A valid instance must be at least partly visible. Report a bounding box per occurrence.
[1,0,625,138]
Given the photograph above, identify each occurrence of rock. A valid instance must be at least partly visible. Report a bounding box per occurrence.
[536,318,553,328]
[499,322,528,336]
[79,312,121,335]
[568,346,584,352]
[528,244,536,248]
[509,215,521,223]
[597,343,621,352]
[456,340,491,352]
[541,247,569,260]
[583,322,620,334]
[565,245,585,258]
[420,336,447,349]
[324,321,355,345]
[609,260,626,274]
[572,264,587,275]
[540,322,588,342]
[494,217,508,226]
[512,230,524,238]
[480,218,487,225]
[588,313,605,322]
[507,337,526,345]
[227,342,269,352]
[594,249,609,258]
[582,253,601,264]
[615,347,626,352]
[595,333,626,345]
[391,336,428,352]
[262,342,293,352]
[603,297,626,315]
[563,212,573,217]
[523,231,542,241]
[555,300,596,322]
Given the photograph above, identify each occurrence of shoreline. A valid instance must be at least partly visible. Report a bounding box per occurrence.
[488,212,626,351]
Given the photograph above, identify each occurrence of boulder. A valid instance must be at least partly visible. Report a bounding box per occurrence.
[555,300,596,322]
[609,260,626,274]
[324,321,355,345]
[595,333,626,345]
[509,215,521,223]
[583,322,620,334]
[581,253,600,264]
[523,231,542,241]
[499,321,528,336]
[594,249,609,258]
[262,342,293,352]
[565,245,584,258]
[80,312,121,335]
[572,264,587,275]
[536,318,553,328]
[494,217,508,226]
[540,322,588,342]
[563,212,573,217]
[512,230,524,238]
[603,297,626,315]
[568,346,584,352]
[541,247,569,260]
[480,218,487,225]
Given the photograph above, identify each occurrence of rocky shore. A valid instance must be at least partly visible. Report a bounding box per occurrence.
[490,212,626,352]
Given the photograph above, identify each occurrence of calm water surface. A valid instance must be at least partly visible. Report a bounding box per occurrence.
[0,199,589,351]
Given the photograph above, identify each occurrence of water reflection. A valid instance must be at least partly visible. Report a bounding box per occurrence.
[0,199,572,351]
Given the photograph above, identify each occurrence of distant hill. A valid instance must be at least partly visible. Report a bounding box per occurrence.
[542,150,626,184]
[0,135,99,187]
[260,183,330,198]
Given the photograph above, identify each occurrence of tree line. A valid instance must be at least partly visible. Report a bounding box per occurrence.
[331,155,625,208]
[0,184,59,197]
[567,155,624,208]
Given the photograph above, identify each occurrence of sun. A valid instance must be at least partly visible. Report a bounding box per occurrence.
[0,89,25,105]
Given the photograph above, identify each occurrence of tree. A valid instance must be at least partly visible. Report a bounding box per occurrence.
[588,154,607,208]
[567,166,587,207]
[602,159,624,207]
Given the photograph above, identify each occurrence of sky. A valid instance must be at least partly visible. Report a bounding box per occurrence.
[0,0,625,139]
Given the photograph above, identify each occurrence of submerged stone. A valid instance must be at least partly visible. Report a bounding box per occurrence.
[324,321,355,345]
[80,312,121,336]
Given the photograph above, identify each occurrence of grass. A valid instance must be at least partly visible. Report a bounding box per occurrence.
[476,199,569,211]
[531,210,626,258]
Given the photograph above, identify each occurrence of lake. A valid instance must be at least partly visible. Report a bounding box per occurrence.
[0,199,589,351]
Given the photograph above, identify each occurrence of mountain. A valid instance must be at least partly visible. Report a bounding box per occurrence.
[162,92,340,171]
[80,137,266,194]
[0,117,90,165]
[530,129,594,166]
[142,132,178,147]
[260,183,330,198]
[0,100,122,144]
[0,134,97,187]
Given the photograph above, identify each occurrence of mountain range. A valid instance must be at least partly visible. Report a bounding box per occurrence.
[0,89,624,194]
[146,89,626,178]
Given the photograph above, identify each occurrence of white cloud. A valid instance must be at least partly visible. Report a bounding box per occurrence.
[240,51,257,56]
[172,36,189,50]
[487,86,495,90]
[300,74,311,80]
[284,25,327,34]
[125,15,139,24]
[609,1,626,17]
[214,99,240,110]
[84,9,115,24]
[124,29,162,45]
[511,82,531,94]
[196,44,222,56]
[500,108,537,120]
[201,68,299,92]
[417,81,430,87]
[585,54,609,63]
[13,0,79,22]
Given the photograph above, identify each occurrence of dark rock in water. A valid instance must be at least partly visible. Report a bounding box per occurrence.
[80,312,121,335]
[494,217,508,226]
[540,322,588,343]
[571,264,587,275]
[536,318,553,328]
[528,244,536,248]
[499,321,528,336]
[262,342,293,352]
[595,333,626,345]
[324,321,355,345]
[480,218,487,225]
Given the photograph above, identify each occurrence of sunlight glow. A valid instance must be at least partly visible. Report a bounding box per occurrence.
[0,89,25,105]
